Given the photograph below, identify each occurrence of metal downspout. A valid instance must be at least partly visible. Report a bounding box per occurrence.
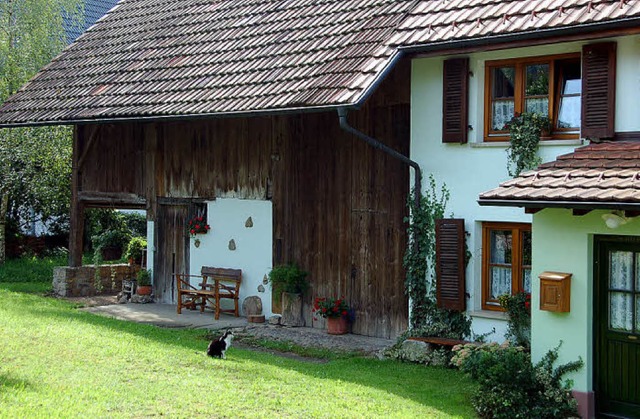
[337,107,422,208]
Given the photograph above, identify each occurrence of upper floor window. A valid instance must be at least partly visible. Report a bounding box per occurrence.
[484,54,581,142]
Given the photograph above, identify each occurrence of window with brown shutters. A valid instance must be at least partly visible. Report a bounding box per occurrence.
[581,42,616,140]
[442,58,469,144]
[484,53,581,142]
[435,218,466,311]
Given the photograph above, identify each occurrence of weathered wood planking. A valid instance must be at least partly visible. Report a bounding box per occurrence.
[154,203,189,304]
[72,59,410,338]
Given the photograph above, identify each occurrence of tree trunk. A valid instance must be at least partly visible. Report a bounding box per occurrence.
[280,292,304,327]
[0,193,7,264]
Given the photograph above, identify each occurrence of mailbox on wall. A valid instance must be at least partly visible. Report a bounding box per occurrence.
[539,271,572,312]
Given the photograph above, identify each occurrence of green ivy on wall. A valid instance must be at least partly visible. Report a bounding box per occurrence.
[404,175,471,339]
[505,112,551,177]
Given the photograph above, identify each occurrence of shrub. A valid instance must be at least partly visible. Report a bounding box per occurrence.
[92,229,131,252]
[498,292,531,348]
[267,264,309,298]
[452,342,583,419]
[124,236,147,262]
[121,211,147,237]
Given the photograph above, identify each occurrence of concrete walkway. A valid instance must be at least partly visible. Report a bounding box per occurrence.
[80,299,396,356]
[84,302,247,329]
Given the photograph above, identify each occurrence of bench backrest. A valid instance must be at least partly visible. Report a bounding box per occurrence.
[201,267,242,284]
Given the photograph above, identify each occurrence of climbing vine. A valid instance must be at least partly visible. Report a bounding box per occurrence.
[403,174,471,339]
[505,112,551,177]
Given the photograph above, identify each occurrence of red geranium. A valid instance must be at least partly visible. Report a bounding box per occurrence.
[187,215,210,237]
[313,296,350,319]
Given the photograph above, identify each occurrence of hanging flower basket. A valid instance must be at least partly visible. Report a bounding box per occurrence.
[187,215,211,237]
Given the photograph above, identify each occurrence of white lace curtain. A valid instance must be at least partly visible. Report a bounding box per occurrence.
[609,251,636,332]
[491,267,511,299]
[492,101,514,130]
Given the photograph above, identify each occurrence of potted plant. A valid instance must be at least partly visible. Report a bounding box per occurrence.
[504,112,552,177]
[124,236,147,265]
[267,264,309,326]
[313,297,351,335]
[136,269,153,295]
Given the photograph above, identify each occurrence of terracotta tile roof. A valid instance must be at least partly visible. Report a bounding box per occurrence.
[479,142,640,209]
[392,0,640,48]
[1,0,639,126]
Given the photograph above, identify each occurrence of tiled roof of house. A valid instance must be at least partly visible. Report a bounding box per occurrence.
[479,142,640,209]
[391,0,640,48]
[1,0,639,126]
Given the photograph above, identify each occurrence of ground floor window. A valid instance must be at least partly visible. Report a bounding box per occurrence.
[482,222,531,310]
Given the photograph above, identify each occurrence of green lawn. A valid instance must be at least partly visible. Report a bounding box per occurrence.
[0,258,477,418]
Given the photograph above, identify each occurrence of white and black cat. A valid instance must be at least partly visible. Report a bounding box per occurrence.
[206,330,234,359]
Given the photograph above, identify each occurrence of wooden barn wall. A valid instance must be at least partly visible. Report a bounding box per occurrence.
[75,59,410,338]
[77,124,144,195]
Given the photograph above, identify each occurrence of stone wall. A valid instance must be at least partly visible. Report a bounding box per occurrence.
[53,264,140,297]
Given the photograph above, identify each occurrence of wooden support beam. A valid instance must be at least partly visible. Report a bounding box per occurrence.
[525,207,542,214]
[78,191,146,207]
[144,123,157,220]
[68,126,84,267]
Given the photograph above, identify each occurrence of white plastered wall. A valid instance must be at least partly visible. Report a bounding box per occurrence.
[189,198,273,316]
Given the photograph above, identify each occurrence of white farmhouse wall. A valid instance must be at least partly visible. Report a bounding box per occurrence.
[615,35,640,132]
[189,198,273,316]
[411,34,639,340]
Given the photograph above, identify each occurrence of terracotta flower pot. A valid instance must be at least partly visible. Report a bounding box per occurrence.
[327,316,348,335]
[137,285,152,295]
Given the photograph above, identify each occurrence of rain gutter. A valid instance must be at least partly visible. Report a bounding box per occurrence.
[0,102,352,129]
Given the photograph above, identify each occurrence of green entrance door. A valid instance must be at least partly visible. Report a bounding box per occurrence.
[595,237,640,418]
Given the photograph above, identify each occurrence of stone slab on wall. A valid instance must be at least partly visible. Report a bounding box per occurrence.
[53,264,139,297]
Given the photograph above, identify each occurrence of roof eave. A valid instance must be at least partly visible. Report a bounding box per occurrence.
[477,198,640,212]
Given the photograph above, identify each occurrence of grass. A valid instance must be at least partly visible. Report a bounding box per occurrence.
[236,335,365,360]
[0,257,477,418]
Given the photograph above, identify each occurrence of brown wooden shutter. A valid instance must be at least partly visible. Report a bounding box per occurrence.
[582,42,616,139]
[442,57,469,144]
[435,218,466,311]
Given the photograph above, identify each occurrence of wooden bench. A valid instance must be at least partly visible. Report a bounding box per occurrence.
[407,336,472,348]
[175,267,242,320]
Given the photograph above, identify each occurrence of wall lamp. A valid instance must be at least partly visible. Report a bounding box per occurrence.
[602,210,629,229]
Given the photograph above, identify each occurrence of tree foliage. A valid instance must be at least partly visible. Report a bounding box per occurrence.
[0,126,72,224]
[0,0,83,261]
